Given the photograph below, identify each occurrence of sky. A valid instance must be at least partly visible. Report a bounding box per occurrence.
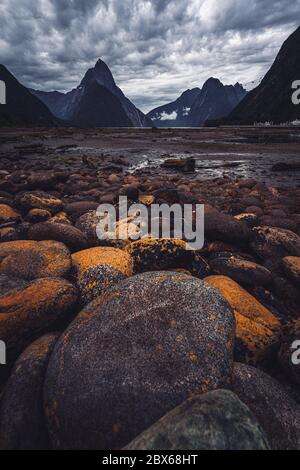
[0,0,299,113]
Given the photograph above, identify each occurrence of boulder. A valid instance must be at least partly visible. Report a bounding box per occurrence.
[44,271,235,449]
[0,240,72,280]
[0,275,77,362]
[125,239,195,273]
[63,201,99,218]
[0,333,60,450]
[205,275,281,365]
[28,222,87,251]
[25,208,51,223]
[75,210,101,243]
[209,255,272,287]
[251,226,300,261]
[16,191,63,214]
[232,363,300,450]
[0,204,20,225]
[281,256,300,286]
[204,205,250,244]
[72,247,133,304]
[27,172,57,190]
[125,389,269,450]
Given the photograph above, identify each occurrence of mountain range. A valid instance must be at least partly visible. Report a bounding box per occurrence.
[220,25,300,125]
[0,25,299,128]
[147,88,201,127]
[148,79,247,127]
[0,65,56,127]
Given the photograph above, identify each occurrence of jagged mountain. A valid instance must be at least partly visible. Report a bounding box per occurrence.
[189,78,247,126]
[0,65,56,127]
[147,88,201,127]
[222,26,300,125]
[31,59,151,128]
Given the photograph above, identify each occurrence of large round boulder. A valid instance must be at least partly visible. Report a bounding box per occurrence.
[44,271,235,449]
[0,333,60,450]
[0,240,72,280]
[231,363,300,450]
[205,275,281,365]
[125,389,269,450]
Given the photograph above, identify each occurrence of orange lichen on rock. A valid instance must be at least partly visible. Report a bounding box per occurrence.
[0,277,77,356]
[0,240,72,280]
[71,246,134,278]
[205,275,281,363]
[0,204,20,224]
[125,238,192,273]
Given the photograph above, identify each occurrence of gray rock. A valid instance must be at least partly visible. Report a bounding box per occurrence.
[209,255,272,287]
[205,205,250,243]
[125,389,269,450]
[251,226,300,261]
[77,264,127,305]
[75,210,101,243]
[0,333,60,449]
[232,363,300,450]
[28,222,87,251]
[44,271,235,450]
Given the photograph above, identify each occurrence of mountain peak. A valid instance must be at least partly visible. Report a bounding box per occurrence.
[202,77,223,89]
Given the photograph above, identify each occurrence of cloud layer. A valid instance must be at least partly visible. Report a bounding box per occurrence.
[0,0,299,112]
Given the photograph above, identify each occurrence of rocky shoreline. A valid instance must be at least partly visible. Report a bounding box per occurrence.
[0,127,299,450]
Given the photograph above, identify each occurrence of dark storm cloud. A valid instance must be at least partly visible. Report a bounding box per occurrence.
[0,0,299,112]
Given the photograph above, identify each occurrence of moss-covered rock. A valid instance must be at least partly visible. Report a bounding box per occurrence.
[72,246,133,278]
[0,240,72,280]
[205,275,281,365]
[71,247,133,305]
[125,238,196,273]
[0,275,77,363]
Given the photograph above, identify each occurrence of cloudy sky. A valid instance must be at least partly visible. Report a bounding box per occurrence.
[0,0,299,112]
